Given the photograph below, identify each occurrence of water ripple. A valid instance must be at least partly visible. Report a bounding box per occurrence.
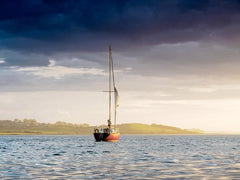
[0,135,240,179]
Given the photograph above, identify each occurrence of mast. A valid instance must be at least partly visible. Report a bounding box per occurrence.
[109,45,118,130]
[111,48,117,129]
[109,45,112,126]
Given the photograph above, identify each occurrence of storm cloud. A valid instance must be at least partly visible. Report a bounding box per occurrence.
[1,0,240,91]
[1,0,240,54]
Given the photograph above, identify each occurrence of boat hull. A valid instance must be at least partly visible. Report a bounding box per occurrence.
[94,132,120,142]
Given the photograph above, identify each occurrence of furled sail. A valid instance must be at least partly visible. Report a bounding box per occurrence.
[114,86,119,109]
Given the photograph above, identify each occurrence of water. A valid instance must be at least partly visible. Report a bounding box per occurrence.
[0,135,240,179]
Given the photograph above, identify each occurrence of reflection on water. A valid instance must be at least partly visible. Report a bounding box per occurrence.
[0,135,240,179]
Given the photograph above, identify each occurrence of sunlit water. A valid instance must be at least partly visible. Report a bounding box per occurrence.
[0,135,240,179]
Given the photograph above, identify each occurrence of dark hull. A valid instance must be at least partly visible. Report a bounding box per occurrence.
[94,132,120,142]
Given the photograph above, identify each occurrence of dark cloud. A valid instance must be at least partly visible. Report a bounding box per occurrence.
[1,0,240,91]
[1,0,240,55]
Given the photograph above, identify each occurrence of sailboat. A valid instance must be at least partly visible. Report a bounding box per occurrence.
[93,45,120,142]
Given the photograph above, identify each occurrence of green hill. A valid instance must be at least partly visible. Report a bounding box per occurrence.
[0,119,203,135]
[118,123,201,134]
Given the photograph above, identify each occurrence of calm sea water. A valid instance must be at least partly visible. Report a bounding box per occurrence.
[0,135,240,179]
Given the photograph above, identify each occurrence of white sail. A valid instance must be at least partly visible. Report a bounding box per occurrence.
[114,86,119,108]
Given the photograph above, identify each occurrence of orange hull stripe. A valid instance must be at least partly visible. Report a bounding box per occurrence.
[106,133,120,141]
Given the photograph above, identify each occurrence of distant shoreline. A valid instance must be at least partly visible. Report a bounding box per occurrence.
[2,119,239,135]
[0,119,204,135]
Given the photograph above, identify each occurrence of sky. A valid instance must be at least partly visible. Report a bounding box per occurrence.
[1,0,240,133]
